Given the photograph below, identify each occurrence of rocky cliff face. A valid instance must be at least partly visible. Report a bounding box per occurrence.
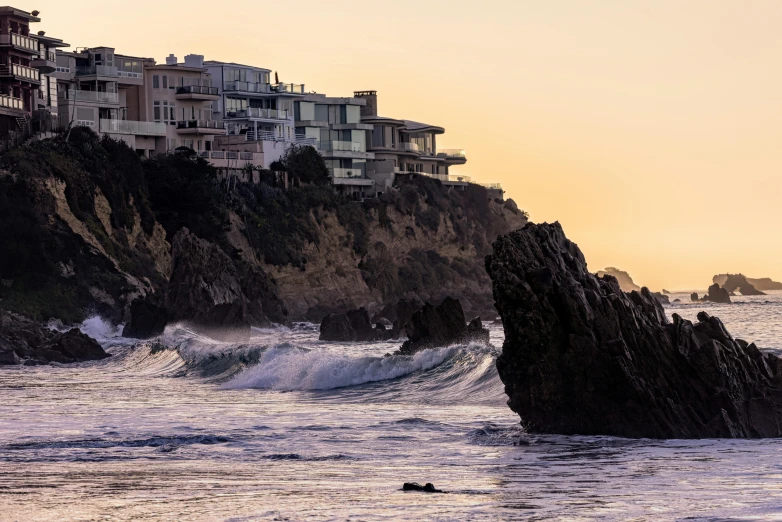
[596,267,641,292]
[487,222,782,439]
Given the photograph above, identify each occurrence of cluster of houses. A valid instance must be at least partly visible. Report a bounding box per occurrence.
[0,6,503,199]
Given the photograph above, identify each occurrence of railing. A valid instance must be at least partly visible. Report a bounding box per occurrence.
[399,142,420,152]
[176,120,225,130]
[36,50,56,62]
[176,85,219,96]
[0,93,24,110]
[332,168,365,179]
[99,119,167,136]
[318,140,364,153]
[195,150,261,163]
[75,65,118,77]
[437,148,466,158]
[273,83,305,94]
[76,120,96,128]
[68,90,119,104]
[228,107,289,120]
[0,64,40,81]
[479,182,502,190]
[0,33,38,52]
[117,70,143,79]
[243,129,316,146]
[223,81,271,94]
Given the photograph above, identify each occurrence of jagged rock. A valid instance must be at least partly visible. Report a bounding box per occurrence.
[596,267,641,292]
[320,308,393,342]
[372,297,425,337]
[403,483,443,493]
[691,292,700,302]
[399,297,490,355]
[652,292,670,305]
[0,311,109,365]
[486,222,782,439]
[467,317,491,344]
[236,259,289,327]
[713,274,765,296]
[662,289,671,294]
[167,228,250,340]
[704,283,731,304]
[123,295,168,339]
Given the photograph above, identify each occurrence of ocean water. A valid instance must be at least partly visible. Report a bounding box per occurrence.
[3,293,782,521]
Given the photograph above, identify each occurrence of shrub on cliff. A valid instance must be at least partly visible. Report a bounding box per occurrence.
[277,145,330,186]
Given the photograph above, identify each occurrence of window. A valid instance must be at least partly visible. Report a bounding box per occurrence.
[162,75,168,89]
[153,75,159,89]
[153,101,161,121]
[170,105,176,124]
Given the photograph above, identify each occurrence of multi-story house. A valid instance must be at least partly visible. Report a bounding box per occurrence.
[32,32,67,132]
[127,54,226,158]
[294,93,376,199]
[353,91,468,192]
[205,59,311,169]
[55,46,166,156]
[0,7,65,138]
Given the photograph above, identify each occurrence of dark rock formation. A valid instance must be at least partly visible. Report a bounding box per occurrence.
[652,292,670,305]
[713,274,765,296]
[399,297,490,355]
[122,295,168,339]
[320,308,392,342]
[596,267,641,292]
[403,483,443,493]
[237,259,289,327]
[704,283,732,303]
[691,292,700,302]
[747,277,782,291]
[372,297,425,337]
[0,311,109,365]
[487,222,782,439]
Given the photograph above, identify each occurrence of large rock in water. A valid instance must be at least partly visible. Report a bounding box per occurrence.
[713,274,765,296]
[320,308,390,342]
[0,311,109,365]
[486,222,782,439]
[704,283,731,303]
[399,297,490,355]
[122,294,168,339]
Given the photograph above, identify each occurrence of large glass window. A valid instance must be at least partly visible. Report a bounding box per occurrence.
[372,126,384,147]
[153,101,161,121]
[346,105,360,124]
[153,75,159,89]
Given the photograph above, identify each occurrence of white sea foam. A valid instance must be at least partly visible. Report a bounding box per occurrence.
[79,316,123,343]
[221,344,460,391]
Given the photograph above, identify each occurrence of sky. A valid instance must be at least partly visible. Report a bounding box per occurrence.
[29,0,782,290]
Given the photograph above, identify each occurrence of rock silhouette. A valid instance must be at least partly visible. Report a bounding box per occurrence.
[399,297,489,355]
[486,222,782,439]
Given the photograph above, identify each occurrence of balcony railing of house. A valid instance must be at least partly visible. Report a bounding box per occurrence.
[117,70,143,79]
[0,33,38,52]
[37,50,56,62]
[332,168,365,179]
[0,93,24,110]
[195,150,260,162]
[68,90,119,104]
[437,149,466,158]
[75,65,118,77]
[0,64,40,81]
[273,83,305,94]
[99,119,167,136]
[176,120,225,130]
[479,182,502,190]
[318,140,365,153]
[242,129,317,146]
[223,81,271,94]
[176,85,219,96]
[228,108,289,120]
[399,142,420,152]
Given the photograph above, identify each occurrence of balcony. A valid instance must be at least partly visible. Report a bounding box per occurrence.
[228,107,289,120]
[244,129,316,146]
[273,83,305,95]
[437,148,467,164]
[0,93,24,113]
[0,63,40,83]
[176,120,226,135]
[75,65,118,77]
[318,140,365,153]
[67,90,119,104]
[196,150,263,168]
[223,81,271,94]
[0,33,38,52]
[99,119,167,136]
[398,142,420,153]
[30,56,56,74]
[175,85,219,100]
[332,168,365,179]
[117,70,143,79]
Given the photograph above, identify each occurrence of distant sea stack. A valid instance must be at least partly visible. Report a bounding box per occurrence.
[713,274,765,296]
[487,222,782,439]
[596,267,641,292]
[748,278,782,291]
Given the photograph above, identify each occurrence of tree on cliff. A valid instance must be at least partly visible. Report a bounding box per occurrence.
[274,145,330,186]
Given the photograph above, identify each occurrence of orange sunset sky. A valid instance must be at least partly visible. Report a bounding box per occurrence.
[28,0,782,291]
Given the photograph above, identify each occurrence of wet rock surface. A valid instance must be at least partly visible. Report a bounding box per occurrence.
[122,295,168,340]
[486,222,782,439]
[0,311,109,365]
[320,308,394,342]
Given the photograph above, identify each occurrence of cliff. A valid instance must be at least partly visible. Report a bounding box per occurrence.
[595,267,641,292]
[748,278,782,291]
[0,130,526,329]
[487,222,782,439]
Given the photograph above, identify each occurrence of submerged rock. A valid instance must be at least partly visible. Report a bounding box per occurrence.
[486,222,782,439]
[399,297,490,355]
[0,311,109,365]
[403,482,444,493]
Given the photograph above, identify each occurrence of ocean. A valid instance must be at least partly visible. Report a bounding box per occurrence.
[2,292,782,521]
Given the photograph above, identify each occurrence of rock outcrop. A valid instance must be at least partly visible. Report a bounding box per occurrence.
[399,297,490,355]
[0,311,109,365]
[122,295,168,340]
[704,283,732,303]
[487,222,782,439]
[652,292,670,305]
[747,277,782,291]
[713,274,765,296]
[596,267,641,292]
[320,308,393,342]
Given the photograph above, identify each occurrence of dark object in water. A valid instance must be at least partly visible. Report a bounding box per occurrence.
[399,297,490,354]
[403,482,443,493]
